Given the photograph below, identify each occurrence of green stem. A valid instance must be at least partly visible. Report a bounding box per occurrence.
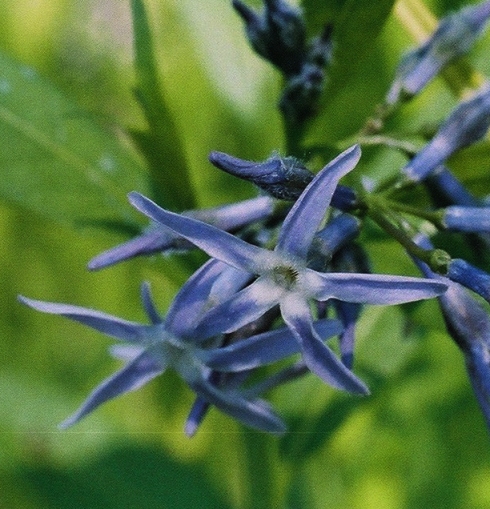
[366,198,450,273]
[385,199,445,229]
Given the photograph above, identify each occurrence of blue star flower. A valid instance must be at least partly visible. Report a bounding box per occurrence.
[129,145,447,395]
[19,257,343,434]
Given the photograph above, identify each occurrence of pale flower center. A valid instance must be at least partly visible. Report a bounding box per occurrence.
[270,265,300,291]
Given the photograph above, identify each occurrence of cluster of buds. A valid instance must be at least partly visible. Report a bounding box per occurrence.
[233,0,333,127]
[19,0,490,436]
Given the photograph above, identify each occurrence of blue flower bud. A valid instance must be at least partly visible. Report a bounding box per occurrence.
[447,258,490,304]
[425,165,480,207]
[308,213,362,269]
[386,0,490,105]
[402,83,490,182]
[443,205,490,232]
[209,150,314,200]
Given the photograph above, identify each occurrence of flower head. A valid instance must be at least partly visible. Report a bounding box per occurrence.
[129,145,447,395]
[20,257,344,434]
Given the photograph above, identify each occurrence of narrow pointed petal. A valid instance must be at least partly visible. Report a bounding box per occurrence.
[88,226,186,271]
[198,319,342,372]
[280,295,369,394]
[187,377,286,433]
[140,282,162,325]
[185,397,211,437]
[309,271,447,304]
[18,296,153,343]
[129,192,275,273]
[333,300,362,369]
[194,277,281,339]
[165,259,251,338]
[277,145,361,259]
[59,351,165,428]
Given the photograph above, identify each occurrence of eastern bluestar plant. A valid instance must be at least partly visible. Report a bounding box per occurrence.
[18,0,490,441]
[128,145,447,395]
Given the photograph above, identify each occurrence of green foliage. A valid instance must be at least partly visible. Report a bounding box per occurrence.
[2,1,490,509]
[0,51,148,229]
[130,0,196,211]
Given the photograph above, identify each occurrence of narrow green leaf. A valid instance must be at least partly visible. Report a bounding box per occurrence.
[131,0,196,211]
[0,52,148,228]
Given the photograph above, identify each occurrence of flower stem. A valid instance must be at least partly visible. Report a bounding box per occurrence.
[366,197,450,273]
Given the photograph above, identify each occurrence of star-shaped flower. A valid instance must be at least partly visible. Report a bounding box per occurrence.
[19,258,342,434]
[129,145,447,395]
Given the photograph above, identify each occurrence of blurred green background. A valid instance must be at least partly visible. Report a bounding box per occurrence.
[1,0,490,507]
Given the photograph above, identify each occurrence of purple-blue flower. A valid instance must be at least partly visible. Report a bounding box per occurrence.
[129,145,447,395]
[19,257,345,433]
[386,0,490,105]
[402,83,490,182]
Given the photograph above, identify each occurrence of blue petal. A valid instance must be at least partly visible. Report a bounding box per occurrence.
[59,351,165,428]
[198,318,342,371]
[165,259,251,339]
[129,192,275,273]
[18,296,153,343]
[280,295,369,394]
[184,396,210,437]
[195,277,281,339]
[403,84,490,182]
[334,300,362,369]
[88,224,186,270]
[276,145,361,260]
[187,377,286,433]
[309,271,447,304]
[140,282,163,325]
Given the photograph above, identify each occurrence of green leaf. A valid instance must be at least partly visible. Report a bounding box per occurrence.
[0,52,149,228]
[131,0,196,211]
[327,0,396,93]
